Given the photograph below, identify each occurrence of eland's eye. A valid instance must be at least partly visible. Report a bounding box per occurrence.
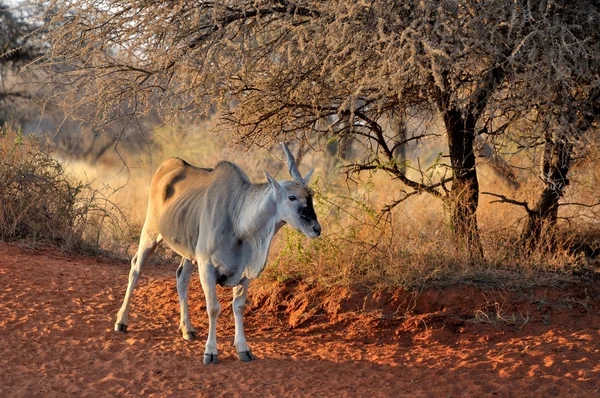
[288,195,297,201]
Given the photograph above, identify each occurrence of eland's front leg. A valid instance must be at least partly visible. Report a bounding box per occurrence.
[176,257,196,341]
[114,231,161,333]
[233,278,255,362]
[198,263,220,365]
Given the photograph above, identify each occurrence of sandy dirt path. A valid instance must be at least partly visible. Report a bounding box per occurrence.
[0,243,598,397]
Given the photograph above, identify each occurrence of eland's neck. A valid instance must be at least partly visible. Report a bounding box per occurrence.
[235,183,281,241]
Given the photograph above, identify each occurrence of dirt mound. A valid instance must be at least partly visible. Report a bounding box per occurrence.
[0,243,599,397]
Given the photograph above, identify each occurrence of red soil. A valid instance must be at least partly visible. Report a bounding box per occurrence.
[0,242,598,397]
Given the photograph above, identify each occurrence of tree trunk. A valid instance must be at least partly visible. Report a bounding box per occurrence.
[521,136,572,249]
[390,111,407,176]
[444,108,484,258]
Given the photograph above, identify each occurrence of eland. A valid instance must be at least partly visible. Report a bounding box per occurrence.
[114,143,320,364]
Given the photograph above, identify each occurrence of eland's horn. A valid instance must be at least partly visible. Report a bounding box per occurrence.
[282,143,304,182]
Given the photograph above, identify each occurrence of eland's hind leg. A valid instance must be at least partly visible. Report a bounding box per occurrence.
[233,278,255,362]
[176,257,196,340]
[198,261,220,365]
[114,230,162,332]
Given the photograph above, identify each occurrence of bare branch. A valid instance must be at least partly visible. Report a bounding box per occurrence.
[482,192,533,215]
[559,201,600,209]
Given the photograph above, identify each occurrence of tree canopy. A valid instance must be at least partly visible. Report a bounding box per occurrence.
[35,0,600,253]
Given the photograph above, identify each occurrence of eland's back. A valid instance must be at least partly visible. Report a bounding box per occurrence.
[145,158,250,261]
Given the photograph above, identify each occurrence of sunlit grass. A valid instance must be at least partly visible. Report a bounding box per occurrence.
[54,121,599,290]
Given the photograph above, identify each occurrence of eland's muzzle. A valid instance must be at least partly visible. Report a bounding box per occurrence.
[312,224,321,237]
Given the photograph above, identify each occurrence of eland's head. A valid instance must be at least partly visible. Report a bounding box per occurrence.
[265,143,321,238]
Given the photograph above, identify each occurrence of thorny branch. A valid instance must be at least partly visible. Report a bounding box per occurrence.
[482,192,533,214]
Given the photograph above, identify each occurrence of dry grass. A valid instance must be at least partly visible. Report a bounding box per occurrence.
[48,121,600,291]
[0,125,125,253]
[470,296,531,328]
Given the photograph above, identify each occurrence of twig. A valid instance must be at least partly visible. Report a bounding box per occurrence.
[559,201,600,208]
[481,192,533,214]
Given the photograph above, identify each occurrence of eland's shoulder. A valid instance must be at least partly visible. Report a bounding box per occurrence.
[213,160,251,184]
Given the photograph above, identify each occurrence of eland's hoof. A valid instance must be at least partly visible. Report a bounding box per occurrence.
[203,353,218,365]
[183,331,196,341]
[114,323,128,333]
[237,350,256,362]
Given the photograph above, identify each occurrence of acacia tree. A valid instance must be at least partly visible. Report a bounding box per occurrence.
[514,95,600,250]
[483,2,600,249]
[523,3,600,248]
[36,0,599,255]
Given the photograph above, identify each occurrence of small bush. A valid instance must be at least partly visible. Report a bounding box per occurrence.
[0,125,124,251]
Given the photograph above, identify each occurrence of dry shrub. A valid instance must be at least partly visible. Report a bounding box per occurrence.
[265,166,592,290]
[264,174,468,289]
[0,125,125,252]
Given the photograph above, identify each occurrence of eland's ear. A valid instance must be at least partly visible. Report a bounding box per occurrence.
[303,168,314,186]
[265,171,281,194]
